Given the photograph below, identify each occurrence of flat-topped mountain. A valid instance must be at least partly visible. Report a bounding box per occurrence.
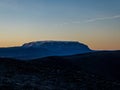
[22,41,91,54]
[22,41,90,49]
[0,41,92,59]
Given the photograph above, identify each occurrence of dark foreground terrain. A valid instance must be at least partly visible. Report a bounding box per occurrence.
[0,51,120,90]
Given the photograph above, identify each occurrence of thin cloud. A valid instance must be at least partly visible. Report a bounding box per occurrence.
[61,15,120,26]
[84,15,120,23]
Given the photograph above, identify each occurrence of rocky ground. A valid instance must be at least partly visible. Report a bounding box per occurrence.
[0,51,120,90]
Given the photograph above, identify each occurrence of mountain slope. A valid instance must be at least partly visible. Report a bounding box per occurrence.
[0,41,92,59]
[0,47,54,59]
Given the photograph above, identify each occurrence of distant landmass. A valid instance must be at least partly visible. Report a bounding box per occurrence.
[0,41,92,59]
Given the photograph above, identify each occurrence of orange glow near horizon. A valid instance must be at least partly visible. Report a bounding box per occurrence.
[0,0,120,50]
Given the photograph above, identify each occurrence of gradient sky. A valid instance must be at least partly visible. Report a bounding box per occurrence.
[0,0,120,50]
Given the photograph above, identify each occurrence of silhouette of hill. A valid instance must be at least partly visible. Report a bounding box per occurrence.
[0,51,120,89]
[0,41,92,59]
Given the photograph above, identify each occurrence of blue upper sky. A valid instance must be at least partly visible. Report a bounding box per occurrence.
[0,0,120,49]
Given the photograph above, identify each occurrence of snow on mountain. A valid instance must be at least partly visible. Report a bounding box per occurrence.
[0,41,92,60]
[22,41,92,54]
[23,41,88,48]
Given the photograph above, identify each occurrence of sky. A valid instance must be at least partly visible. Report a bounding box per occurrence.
[0,0,120,50]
